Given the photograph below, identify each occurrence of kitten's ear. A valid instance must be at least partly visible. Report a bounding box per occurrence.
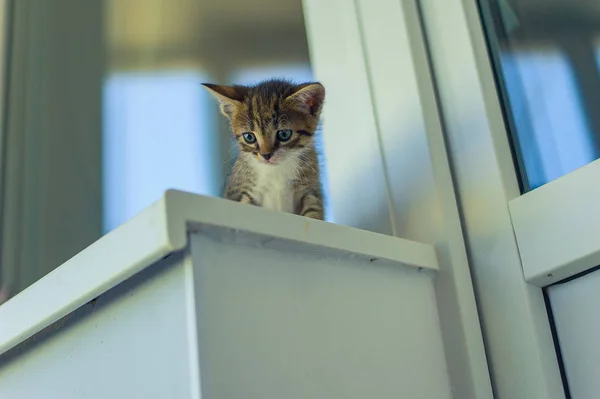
[202,83,248,119]
[285,83,325,117]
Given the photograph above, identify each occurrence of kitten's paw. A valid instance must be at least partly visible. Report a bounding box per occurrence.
[238,192,258,205]
[302,211,323,220]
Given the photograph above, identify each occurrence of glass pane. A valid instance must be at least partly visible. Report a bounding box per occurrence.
[103,71,217,232]
[478,0,600,191]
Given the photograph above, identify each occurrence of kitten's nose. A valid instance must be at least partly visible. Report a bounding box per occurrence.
[260,153,272,161]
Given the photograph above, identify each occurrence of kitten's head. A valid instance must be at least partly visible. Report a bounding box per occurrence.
[202,79,325,165]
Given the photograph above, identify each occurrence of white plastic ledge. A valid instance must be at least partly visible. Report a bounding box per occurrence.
[510,159,600,286]
[0,190,438,355]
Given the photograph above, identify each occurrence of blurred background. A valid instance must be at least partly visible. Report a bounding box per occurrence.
[0,0,318,299]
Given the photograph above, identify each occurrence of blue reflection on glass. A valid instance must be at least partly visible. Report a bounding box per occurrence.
[103,70,217,233]
[501,50,597,189]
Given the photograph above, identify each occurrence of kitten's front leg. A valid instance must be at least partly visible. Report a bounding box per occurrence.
[226,188,260,206]
[299,189,324,220]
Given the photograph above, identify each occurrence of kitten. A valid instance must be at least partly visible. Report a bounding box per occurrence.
[203,79,325,220]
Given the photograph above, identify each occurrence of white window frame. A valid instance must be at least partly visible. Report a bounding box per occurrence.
[510,159,600,286]
[419,0,567,397]
[304,0,495,397]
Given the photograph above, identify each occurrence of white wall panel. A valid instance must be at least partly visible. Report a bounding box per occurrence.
[548,269,600,399]
[354,0,492,397]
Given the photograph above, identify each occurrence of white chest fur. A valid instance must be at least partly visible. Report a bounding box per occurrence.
[251,157,298,213]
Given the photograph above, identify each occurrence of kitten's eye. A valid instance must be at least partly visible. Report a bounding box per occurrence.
[242,132,256,144]
[276,129,293,142]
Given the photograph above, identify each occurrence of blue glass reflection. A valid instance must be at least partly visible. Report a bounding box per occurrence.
[102,71,217,233]
[501,50,597,189]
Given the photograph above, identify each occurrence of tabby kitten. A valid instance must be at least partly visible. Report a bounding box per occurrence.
[202,79,325,220]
